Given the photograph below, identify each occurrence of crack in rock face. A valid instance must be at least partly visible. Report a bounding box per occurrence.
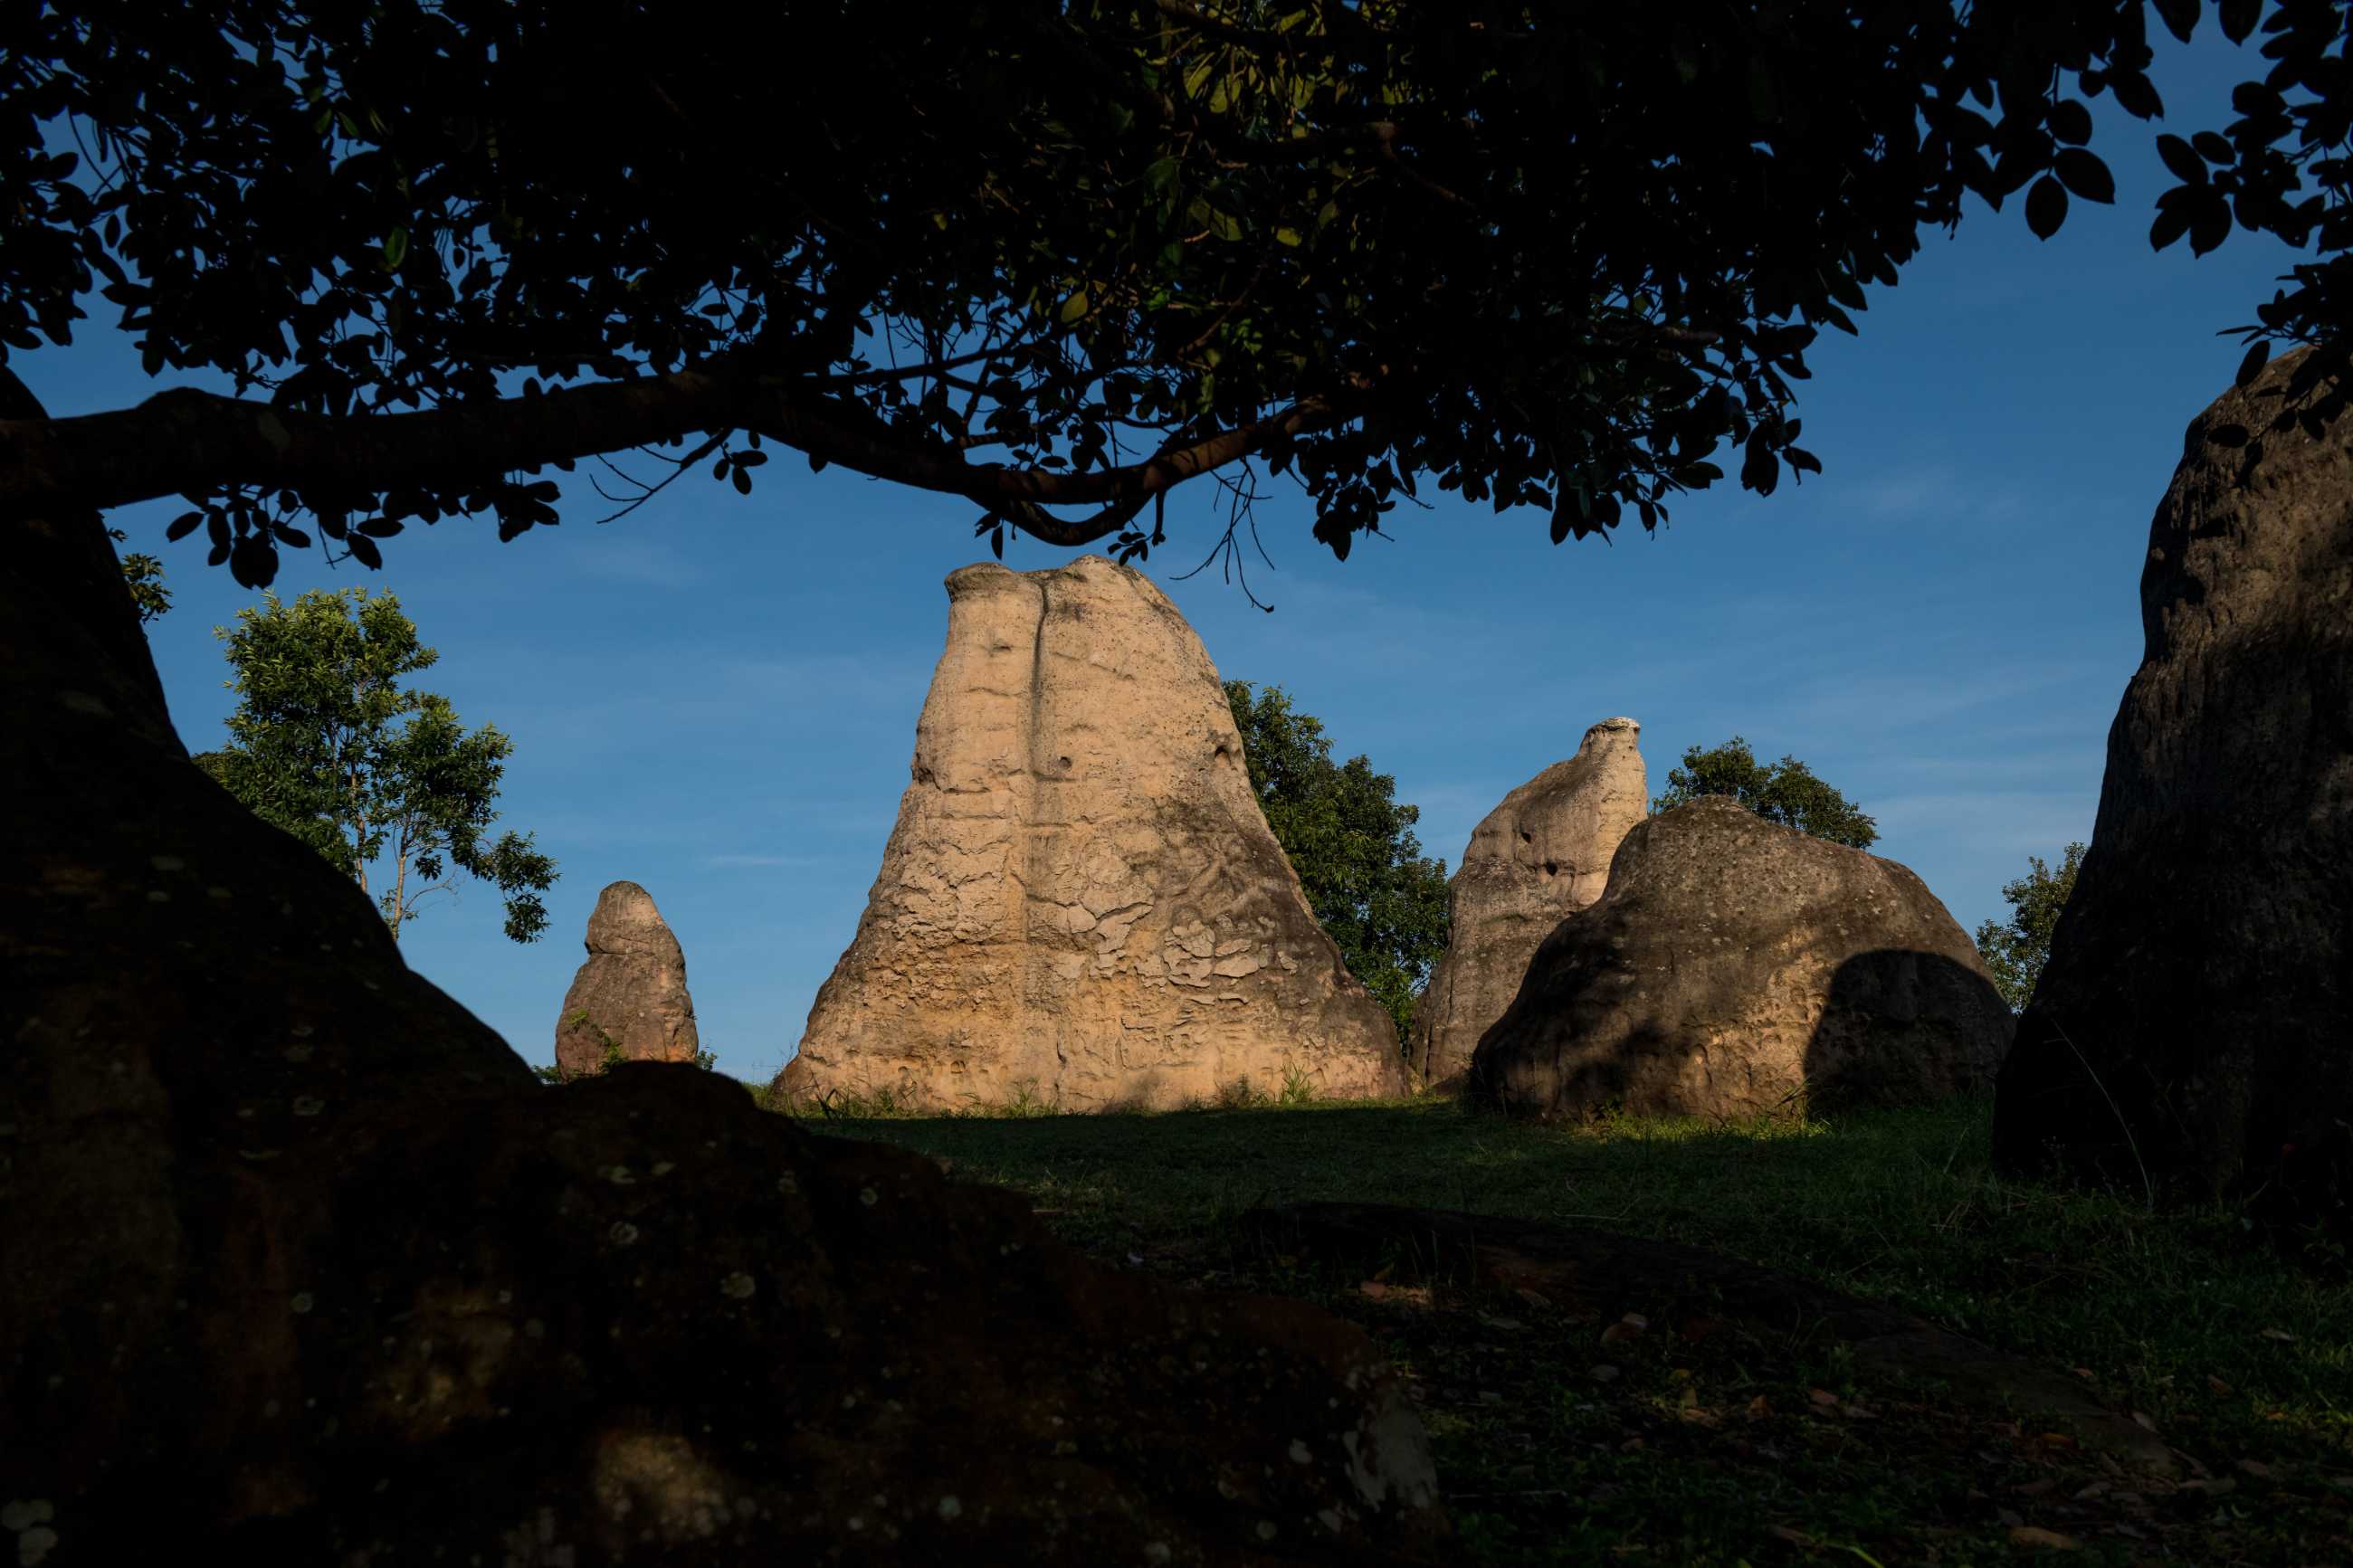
[1410,717,1648,1092]
[776,556,1406,1112]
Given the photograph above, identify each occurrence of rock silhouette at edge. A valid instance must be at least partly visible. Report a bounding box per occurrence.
[1993,348,2352,1228]
[553,879,700,1076]
[1409,717,1646,1090]
[777,556,1407,1112]
[1469,797,2012,1119]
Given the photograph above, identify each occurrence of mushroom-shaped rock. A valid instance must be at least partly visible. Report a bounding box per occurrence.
[1994,348,2353,1226]
[1409,717,1647,1090]
[1469,797,2012,1119]
[776,555,1407,1112]
[553,879,700,1076]
[0,464,1445,1561]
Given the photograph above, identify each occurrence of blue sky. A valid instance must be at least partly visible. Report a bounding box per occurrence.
[24,29,2305,1083]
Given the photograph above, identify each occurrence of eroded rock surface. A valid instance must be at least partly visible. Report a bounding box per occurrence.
[554,879,700,1076]
[0,483,1444,1563]
[777,556,1406,1111]
[1409,718,1646,1090]
[1469,797,2011,1119]
[1994,348,2353,1227]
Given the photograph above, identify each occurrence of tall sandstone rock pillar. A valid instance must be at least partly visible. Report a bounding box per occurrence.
[1409,717,1647,1090]
[776,556,1407,1111]
[552,879,700,1076]
[1993,350,2352,1227]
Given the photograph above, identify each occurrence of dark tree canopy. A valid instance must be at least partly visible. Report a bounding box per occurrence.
[1653,736,1881,850]
[4,1,2348,587]
[1225,679,1450,1044]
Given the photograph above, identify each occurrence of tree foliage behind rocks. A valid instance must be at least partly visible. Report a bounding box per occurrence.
[1225,679,1449,1045]
[5,3,2347,588]
[108,527,169,622]
[1973,842,2088,1010]
[1653,736,1881,850]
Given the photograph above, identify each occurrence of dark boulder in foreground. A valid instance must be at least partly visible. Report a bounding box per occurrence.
[1469,798,2011,1120]
[1994,349,2352,1229]
[0,459,1443,1562]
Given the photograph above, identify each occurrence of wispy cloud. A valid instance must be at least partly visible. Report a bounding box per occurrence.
[567,537,710,589]
[1832,462,2031,528]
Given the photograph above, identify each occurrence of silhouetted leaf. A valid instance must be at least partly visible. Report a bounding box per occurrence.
[348,534,384,568]
[2189,189,2233,256]
[2053,149,2115,204]
[2150,187,2197,251]
[2219,0,2261,43]
[2109,70,2163,119]
[2047,100,2092,146]
[2234,341,2271,388]
[165,510,204,541]
[2024,176,2068,240]
[2156,135,2207,185]
[2150,0,2197,44]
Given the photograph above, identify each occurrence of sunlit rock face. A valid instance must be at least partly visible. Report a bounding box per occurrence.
[1469,798,2013,1121]
[777,555,1407,1112]
[0,495,1444,1563]
[554,879,700,1076]
[1409,717,1647,1091]
[1995,347,2353,1228]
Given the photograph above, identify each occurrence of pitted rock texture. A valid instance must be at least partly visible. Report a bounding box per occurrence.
[1469,797,2012,1120]
[1409,717,1646,1090]
[776,556,1407,1112]
[1994,348,2353,1228]
[0,480,1445,1563]
[554,879,700,1076]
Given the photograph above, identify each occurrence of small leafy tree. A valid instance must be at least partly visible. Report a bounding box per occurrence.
[197,586,557,943]
[1224,680,1449,1045]
[1974,843,2087,1011]
[1652,736,1879,849]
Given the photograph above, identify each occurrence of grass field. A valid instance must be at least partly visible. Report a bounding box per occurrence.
[774,1090,2352,1565]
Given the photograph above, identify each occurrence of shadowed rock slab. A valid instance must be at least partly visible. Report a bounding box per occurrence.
[1409,718,1646,1090]
[1469,797,2011,1119]
[1241,1202,2177,1477]
[1994,349,2353,1228]
[777,556,1407,1112]
[554,879,700,1076]
[0,478,1444,1563]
